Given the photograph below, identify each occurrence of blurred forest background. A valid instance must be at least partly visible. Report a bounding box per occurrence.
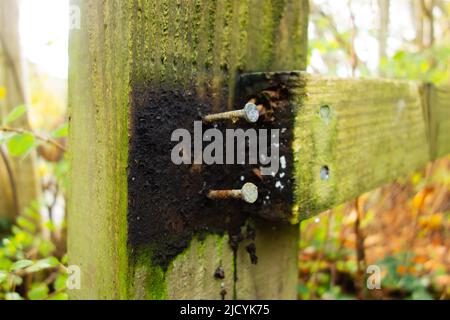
[0,0,449,300]
[301,0,450,300]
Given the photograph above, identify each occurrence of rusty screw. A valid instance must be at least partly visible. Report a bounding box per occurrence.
[207,182,258,204]
[203,103,259,124]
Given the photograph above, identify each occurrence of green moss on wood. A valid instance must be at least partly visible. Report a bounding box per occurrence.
[428,85,450,159]
[292,74,432,222]
[130,248,167,300]
[69,0,308,300]
[68,0,131,299]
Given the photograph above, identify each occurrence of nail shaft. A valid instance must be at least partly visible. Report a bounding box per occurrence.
[207,182,258,204]
[203,103,259,124]
[203,110,246,123]
[207,189,242,200]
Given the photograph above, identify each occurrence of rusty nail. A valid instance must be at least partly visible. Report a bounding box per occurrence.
[207,182,258,204]
[203,103,259,124]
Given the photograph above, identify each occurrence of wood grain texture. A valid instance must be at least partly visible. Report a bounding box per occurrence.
[128,0,308,300]
[68,0,130,299]
[69,0,308,299]
[292,74,431,221]
[236,220,298,299]
[429,85,450,159]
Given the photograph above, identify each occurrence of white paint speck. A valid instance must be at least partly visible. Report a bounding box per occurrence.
[275,181,284,190]
[280,156,287,169]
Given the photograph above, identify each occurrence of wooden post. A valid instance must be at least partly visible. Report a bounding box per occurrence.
[0,0,39,221]
[69,0,309,299]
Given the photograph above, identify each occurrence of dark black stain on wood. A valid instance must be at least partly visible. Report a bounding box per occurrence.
[214,266,225,279]
[127,72,299,270]
[245,243,258,265]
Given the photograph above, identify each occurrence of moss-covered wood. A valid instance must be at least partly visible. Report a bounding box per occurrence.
[244,72,447,223]
[292,74,432,221]
[233,71,443,223]
[68,0,130,299]
[69,0,308,300]
[428,85,450,159]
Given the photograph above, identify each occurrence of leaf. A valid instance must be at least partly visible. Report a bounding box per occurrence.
[412,187,433,209]
[38,239,56,257]
[10,259,33,271]
[393,50,406,61]
[24,201,42,220]
[44,220,57,232]
[411,289,433,300]
[6,132,35,157]
[47,292,69,300]
[0,271,7,284]
[10,274,23,286]
[28,283,49,300]
[54,273,68,291]
[5,292,23,300]
[51,123,68,138]
[17,216,36,233]
[3,104,27,125]
[0,86,6,99]
[25,257,59,273]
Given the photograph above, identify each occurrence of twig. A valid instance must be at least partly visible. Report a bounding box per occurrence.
[348,0,358,77]
[46,180,59,224]
[309,210,332,299]
[354,196,367,299]
[43,288,66,300]
[0,126,66,152]
[0,145,19,216]
[314,6,363,72]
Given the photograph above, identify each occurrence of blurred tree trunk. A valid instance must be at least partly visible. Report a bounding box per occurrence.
[0,0,39,222]
[412,0,425,49]
[421,0,435,48]
[378,0,389,74]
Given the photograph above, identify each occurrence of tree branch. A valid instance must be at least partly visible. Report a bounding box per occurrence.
[0,126,66,152]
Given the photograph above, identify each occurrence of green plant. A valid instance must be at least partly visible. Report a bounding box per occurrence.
[0,104,67,156]
[0,202,68,300]
[378,253,438,300]
[0,104,69,300]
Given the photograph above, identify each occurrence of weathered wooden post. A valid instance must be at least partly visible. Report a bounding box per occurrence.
[69,0,309,299]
